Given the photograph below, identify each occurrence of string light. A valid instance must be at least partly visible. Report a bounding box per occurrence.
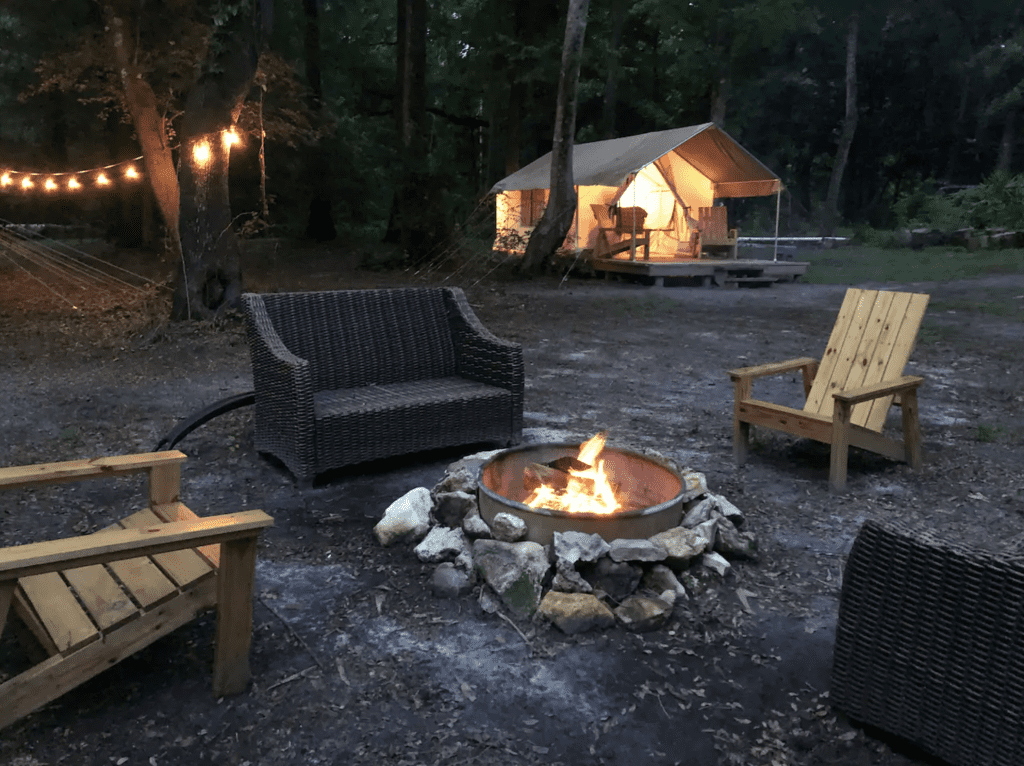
[192,140,211,165]
[1,126,246,195]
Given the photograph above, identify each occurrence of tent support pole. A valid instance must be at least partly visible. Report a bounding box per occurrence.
[773,186,781,261]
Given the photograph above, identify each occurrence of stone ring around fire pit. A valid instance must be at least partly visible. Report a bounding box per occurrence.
[374,445,760,634]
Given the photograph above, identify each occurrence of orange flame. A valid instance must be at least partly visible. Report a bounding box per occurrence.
[524,432,621,515]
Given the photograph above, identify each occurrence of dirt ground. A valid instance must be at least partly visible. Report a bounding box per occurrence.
[1,241,1023,766]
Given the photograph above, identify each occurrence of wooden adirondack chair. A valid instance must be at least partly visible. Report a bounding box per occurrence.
[728,288,929,491]
[697,206,738,258]
[0,451,273,730]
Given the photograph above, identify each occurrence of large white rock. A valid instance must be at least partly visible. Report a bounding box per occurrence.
[472,539,550,618]
[642,564,688,601]
[614,590,675,632]
[608,538,668,563]
[414,526,470,563]
[649,526,708,568]
[681,496,716,527]
[432,490,477,528]
[490,512,527,543]
[702,551,731,577]
[462,506,492,538]
[553,531,610,565]
[374,487,432,546]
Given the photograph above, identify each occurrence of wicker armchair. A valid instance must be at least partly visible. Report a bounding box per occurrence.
[242,288,523,482]
[831,519,1024,766]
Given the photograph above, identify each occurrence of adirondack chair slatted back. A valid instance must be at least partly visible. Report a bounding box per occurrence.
[804,289,929,430]
[698,207,730,242]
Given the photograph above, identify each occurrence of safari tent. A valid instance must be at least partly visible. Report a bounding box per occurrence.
[490,123,783,260]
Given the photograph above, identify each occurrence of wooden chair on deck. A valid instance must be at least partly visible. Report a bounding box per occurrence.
[698,206,738,258]
[728,288,929,491]
[591,204,650,260]
[0,451,273,729]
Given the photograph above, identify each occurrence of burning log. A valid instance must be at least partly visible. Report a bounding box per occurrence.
[521,432,623,515]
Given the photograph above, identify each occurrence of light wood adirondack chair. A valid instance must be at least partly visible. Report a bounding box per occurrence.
[697,206,738,258]
[728,288,929,491]
[0,451,273,730]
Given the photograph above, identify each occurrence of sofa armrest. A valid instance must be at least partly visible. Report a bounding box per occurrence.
[242,294,317,476]
[442,288,524,439]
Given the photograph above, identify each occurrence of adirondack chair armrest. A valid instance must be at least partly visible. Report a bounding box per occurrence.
[832,375,924,406]
[0,451,187,491]
[0,511,273,583]
[729,357,819,383]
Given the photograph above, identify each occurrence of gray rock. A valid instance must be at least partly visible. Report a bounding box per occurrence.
[472,539,550,618]
[714,517,759,561]
[702,551,731,577]
[582,557,642,602]
[491,512,528,543]
[431,562,474,598]
[649,526,708,568]
[433,490,478,528]
[374,487,432,546]
[692,518,719,549]
[414,526,470,564]
[709,492,745,527]
[642,564,688,601]
[538,592,615,634]
[614,591,675,632]
[551,558,593,593]
[553,531,610,565]
[608,538,667,563]
[461,507,492,538]
[432,466,479,496]
[478,586,501,614]
[681,496,716,527]
[679,470,708,502]
[444,449,503,477]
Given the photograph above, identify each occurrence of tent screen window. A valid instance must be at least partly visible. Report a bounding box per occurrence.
[521,189,548,225]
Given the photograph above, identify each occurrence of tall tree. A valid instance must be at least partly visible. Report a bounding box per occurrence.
[822,10,858,235]
[301,0,336,241]
[518,0,590,274]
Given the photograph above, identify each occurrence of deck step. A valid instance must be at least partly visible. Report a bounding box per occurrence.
[724,276,778,286]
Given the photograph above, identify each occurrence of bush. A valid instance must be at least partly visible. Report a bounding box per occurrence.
[896,172,1024,232]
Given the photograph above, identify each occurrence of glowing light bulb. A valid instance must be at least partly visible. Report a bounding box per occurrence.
[44,178,58,191]
[1,173,11,187]
[96,173,110,186]
[193,141,211,165]
[21,177,33,189]
[125,166,139,179]
[68,177,81,190]
[223,128,240,148]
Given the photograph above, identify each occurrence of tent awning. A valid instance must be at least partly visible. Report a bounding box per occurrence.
[490,123,782,199]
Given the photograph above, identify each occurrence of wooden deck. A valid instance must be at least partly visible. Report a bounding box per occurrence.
[590,256,809,288]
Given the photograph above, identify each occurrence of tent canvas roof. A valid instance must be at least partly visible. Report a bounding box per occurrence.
[490,123,782,199]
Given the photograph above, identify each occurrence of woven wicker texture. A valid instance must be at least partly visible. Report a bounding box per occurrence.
[832,519,1024,766]
[242,288,523,481]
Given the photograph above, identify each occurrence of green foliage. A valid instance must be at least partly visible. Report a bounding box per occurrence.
[802,245,1024,286]
[894,173,1024,231]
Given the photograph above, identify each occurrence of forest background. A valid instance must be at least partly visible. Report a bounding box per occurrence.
[1,0,1022,281]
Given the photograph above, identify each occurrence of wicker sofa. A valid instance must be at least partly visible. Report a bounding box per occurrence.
[831,519,1024,766]
[242,288,523,482]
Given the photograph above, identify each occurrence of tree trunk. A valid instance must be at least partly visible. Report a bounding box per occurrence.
[600,0,627,139]
[302,0,336,241]
[171,2,269,320]
[995,107,1017,174]
[103,4,181,256]
[386,0,448,264]
[823,11,858,236]
[518,0,590,274]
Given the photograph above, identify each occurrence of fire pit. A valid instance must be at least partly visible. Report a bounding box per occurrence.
[478,439,686,545]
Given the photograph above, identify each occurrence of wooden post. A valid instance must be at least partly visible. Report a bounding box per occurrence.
[212,535,258,696]
[901,388,923,469]
[830,398,853,492]
[801,361,818,399]
[733,377,751,466]
[0,581,14,640]
[149,462,181,508]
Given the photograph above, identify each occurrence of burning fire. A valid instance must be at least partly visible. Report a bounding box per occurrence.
[523,432,621,515]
